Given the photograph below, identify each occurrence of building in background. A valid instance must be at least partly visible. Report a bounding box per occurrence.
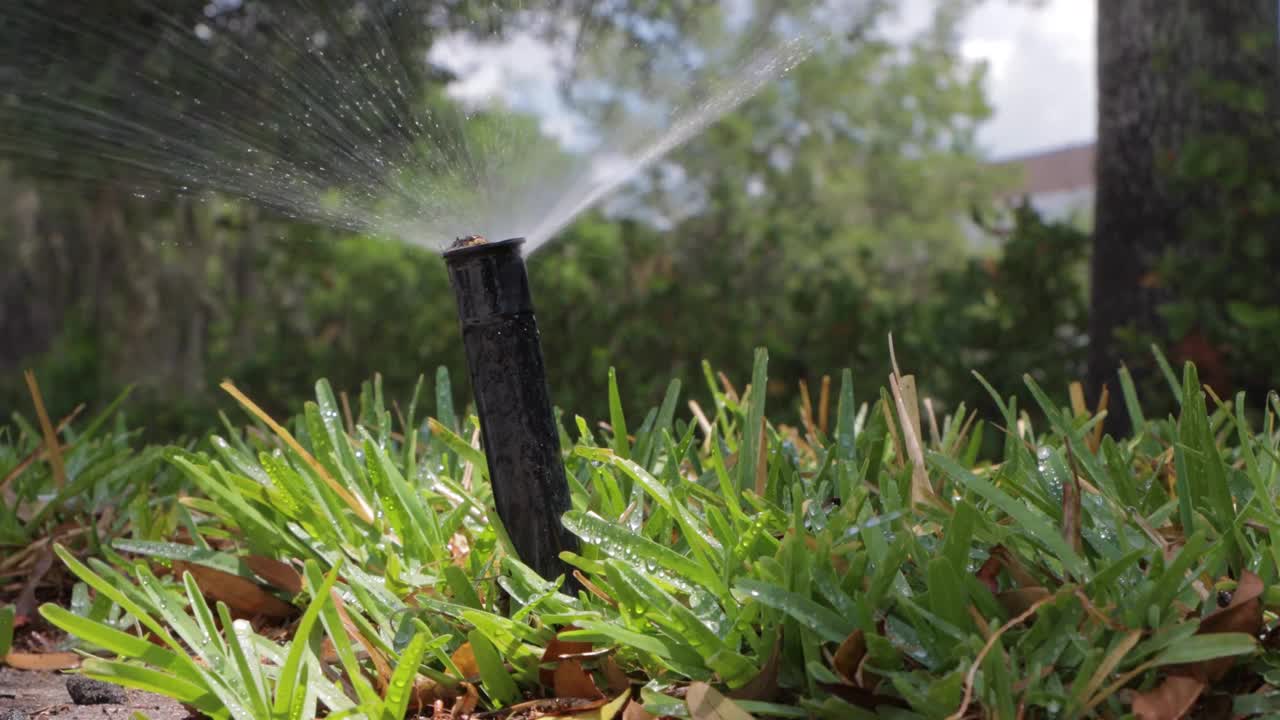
[995,141,1095,226]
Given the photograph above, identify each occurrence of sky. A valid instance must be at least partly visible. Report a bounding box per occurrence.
[958,0,1096,158]
[431,0,1098,160]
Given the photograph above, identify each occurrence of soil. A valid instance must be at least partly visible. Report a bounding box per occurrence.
[0,667,191,719]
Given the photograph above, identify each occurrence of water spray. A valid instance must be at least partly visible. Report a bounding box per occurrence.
[443,236,580,588]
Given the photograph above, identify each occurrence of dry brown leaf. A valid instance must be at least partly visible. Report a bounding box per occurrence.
[452,681,480,717]
[243,556,303,594]
[601,656,630,694]
[4,651,81,670]
[831,629,866,686]
[554,659,604,700]
[546,690,631,719]
[1180,570,1264,683]
[451,642,480,680]
[686,682,755,720]
[997,587,1051,617]
[540,628,595,689]
[729,630,781,702]
[331,589,391,689]
[622,700,658,720]
[449,532,471,566]
[1132,675,1204,720]
[801,537,849,575]
[174,562,295,619]
[408,676,454,713]
[818,682,907,711]
[1199,571,1264,636]
[983,545,1041,589]
[976,553,1002,593]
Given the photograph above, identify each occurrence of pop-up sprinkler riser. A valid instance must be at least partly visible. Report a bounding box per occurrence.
[444,237,580,588]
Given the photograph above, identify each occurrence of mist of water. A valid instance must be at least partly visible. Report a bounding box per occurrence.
[1,1,869,253]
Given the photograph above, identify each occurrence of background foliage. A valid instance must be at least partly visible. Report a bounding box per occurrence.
[0,0,1093,440]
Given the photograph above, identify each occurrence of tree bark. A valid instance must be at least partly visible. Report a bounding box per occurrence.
[1090,0,1279,432]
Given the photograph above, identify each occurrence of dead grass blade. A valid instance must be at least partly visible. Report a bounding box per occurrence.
[220,380,374,524]
[818,374,831,436]
[23,370,66,490]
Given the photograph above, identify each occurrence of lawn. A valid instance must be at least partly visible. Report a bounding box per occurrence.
[3,348,1279,719]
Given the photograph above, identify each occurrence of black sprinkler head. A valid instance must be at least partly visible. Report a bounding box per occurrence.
[443,237,580,589]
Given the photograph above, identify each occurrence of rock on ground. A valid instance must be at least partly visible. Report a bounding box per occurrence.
[63,676,126,705]
[0,667,191,719]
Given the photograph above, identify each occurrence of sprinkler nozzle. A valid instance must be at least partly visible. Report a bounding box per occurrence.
[443,237,580,589]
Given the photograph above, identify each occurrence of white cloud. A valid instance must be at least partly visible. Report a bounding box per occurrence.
[961,0,1096,157]
[428,29,595,149]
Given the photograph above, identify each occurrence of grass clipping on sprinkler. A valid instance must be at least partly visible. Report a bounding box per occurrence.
[451,234,488,250]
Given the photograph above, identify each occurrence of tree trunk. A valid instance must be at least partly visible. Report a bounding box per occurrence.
[1089,0,1279,432]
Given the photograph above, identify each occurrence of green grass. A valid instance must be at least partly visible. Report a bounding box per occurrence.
[5,349,1280,719]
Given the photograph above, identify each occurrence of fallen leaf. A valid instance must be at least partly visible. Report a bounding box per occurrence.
[451,682,480,717]
[554,660,604,700]
[989,546,1041,588]
[4,651,81,670]
[173,562,295,619]
[819,682,909,711]
[408,676,454,713]
[331,590,391,689]
[976,553,1002,593]
[730,630,781,702]
[559,690,631,720]
[1199,572,1264,637]
[1132,675,1204,720]
[527,697,610,717]
[243,556,303,594]
[686,682,755,720]
[997,587,1051,617]
[449,532,471,566]
[540,628,595,689]
[451,642,479,679]
[601,656,630,694]
[831,630,865,686]
[1180,571,1264,683]
[621,700,657,720]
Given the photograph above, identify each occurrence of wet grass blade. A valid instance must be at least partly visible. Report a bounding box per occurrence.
[383,628,431,719]
[468,629,521,707]
[737,349,768,493]
[608,367,631,460]
[272,559,343,716]
[930,452,1088,578]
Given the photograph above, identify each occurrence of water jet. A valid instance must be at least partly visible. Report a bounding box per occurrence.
[443,236,579,588]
